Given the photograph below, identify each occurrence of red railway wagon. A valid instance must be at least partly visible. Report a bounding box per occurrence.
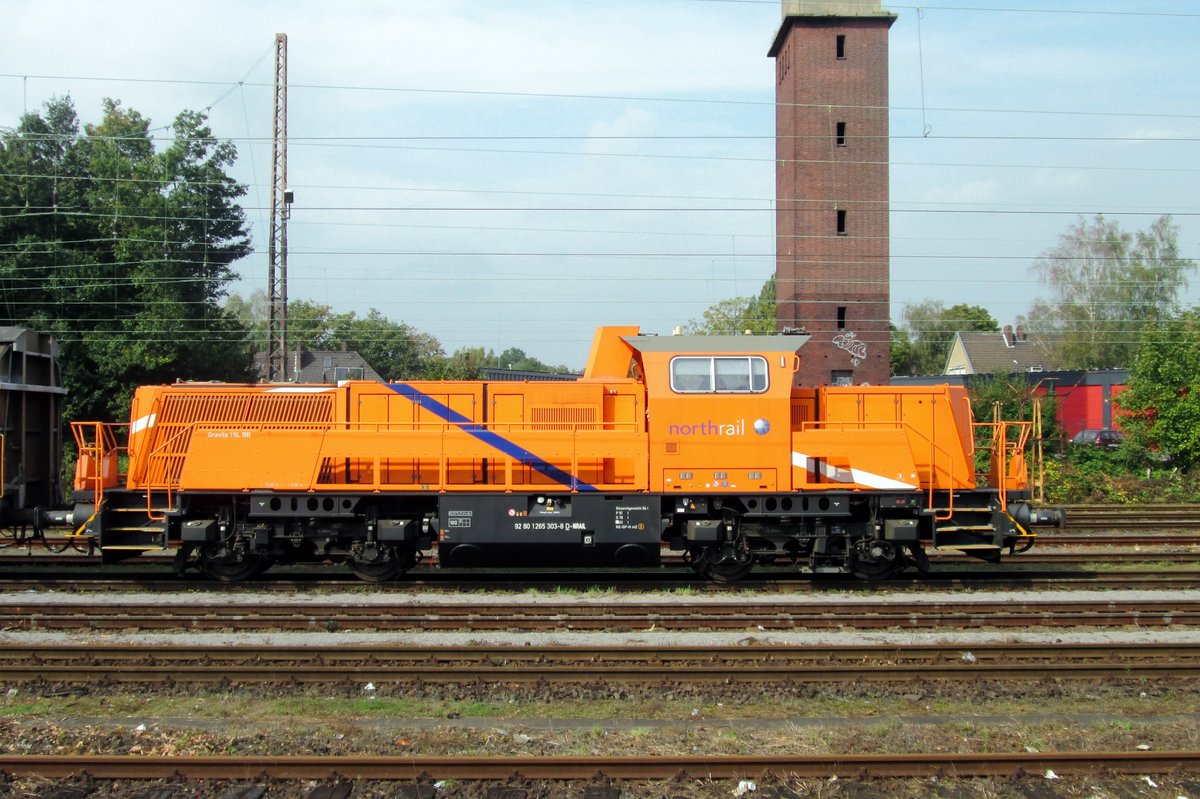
[71,326,1060,582]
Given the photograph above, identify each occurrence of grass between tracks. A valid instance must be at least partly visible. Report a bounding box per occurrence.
[4,681,1200,798]
[3,680,1198,729]
[2,698,1199,760]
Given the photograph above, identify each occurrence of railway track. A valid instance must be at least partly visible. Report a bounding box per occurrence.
[1039,533,1200,546]
[4,596,1199,631]
[1008,551,1200,563]
[1,750,1198,780]
[3,642,1198,685]
[1,543,1200,582]
[0,568,1199,593]
[1062,504,1200,530]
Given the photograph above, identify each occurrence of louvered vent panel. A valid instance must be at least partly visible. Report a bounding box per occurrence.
[144,393,336,488]
[530,407,598,431]
[244,394,335,424]
[158,393,334,425]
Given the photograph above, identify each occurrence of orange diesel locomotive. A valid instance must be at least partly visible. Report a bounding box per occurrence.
[70,326,1061,582]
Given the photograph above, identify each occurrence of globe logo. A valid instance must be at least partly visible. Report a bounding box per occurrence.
[753,418,771,436]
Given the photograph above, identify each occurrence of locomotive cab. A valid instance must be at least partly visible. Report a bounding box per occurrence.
[623,331,807,581]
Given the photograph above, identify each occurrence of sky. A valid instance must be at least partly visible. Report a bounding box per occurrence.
[1,0,1197,369]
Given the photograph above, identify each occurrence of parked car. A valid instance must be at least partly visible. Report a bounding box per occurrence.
[1070,428,1125,449]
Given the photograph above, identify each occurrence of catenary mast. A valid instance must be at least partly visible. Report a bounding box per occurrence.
[267,33,290,381]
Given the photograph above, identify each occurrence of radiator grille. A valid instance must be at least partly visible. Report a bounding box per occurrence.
[530,406,598,431]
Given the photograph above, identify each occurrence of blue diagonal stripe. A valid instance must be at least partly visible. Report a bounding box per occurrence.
[387,383,596,492]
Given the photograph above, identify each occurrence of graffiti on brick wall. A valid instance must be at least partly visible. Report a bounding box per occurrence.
[832,330,867,367]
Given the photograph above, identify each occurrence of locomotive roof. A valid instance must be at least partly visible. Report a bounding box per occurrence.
[622,333,809,354]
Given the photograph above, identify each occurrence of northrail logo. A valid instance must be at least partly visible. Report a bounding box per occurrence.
[668,418,771,437]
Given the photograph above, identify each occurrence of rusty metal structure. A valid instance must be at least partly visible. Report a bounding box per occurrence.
[266,32,290,382]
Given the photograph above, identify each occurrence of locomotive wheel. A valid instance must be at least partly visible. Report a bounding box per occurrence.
[201,554,272,582]
[348,544,418,583]
[850,538,900,581]
[348,558,405,583]
[692,543,754,583]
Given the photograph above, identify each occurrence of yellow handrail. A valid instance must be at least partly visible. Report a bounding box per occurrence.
[796,418,962,519]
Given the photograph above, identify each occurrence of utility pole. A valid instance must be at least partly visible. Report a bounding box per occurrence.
[267,32,291,381]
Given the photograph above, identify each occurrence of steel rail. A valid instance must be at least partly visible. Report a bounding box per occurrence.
[2,568,1200,594]
[4,598,1200,631]
[2,642,1198,684]
[2,539,1200,576]
[1,751,1198,780]
[1061,504,1200,530]
[1004,551,1200,563]
[1037,534,1200,546]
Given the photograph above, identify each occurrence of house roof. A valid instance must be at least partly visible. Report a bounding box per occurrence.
[482,368,580,382]
[292,350,383,383]
[946,329,1058,375]
[253,348,383,383]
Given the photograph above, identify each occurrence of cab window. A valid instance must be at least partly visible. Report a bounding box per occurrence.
[671,356,768,394]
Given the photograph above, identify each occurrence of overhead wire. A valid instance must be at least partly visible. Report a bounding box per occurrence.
[2,5,1196,358]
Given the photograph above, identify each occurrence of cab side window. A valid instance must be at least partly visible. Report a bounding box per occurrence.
[671,356,768,394]
[671,357,713,392]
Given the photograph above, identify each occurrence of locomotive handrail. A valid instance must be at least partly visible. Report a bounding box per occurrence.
[139,422,203,521]
[794,418,962,515]
[136,417,646,495]
[795,413,1031,520]
[141,418,360,514]
[69,422,126,509]
[971,419,1033,511]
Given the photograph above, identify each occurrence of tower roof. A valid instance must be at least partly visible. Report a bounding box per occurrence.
[769,2,897,57]
[781,1,889,16]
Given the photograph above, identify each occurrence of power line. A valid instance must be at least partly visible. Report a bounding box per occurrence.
[682,0,1200,15]
[4,72,1199,121]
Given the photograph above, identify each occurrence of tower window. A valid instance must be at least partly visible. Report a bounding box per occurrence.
[837,306,847,330]
[836,34,846,59]
[836,209,847,236]
[836,121,847,147]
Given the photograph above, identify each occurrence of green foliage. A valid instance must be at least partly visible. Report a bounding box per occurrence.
[437,346,487,380]
[888,323,913,377]
[481,346,572,374]
[272,299,447,380]
[1029,214,1195,370]
[686,276,776,335]
[967,374,1059,446]
[1116,309,1200,472]
[895,301,998,375]
[225,294,575,381]
[964,374,1060,479]
[1042,455,1200,504]
[0,97,254,421]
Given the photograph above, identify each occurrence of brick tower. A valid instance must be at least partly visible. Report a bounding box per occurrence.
[769,0,895,386]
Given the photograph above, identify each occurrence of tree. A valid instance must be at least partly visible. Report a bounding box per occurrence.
[889,323,914,377]
[895,301,998,375]
[224,288,268,346]
[686,276,776,335]
[332,309,445,381]
[967,373,1060,453]
[0,97,254,421]
[257,299,447,380]
[1028,214,1195,370]
[438,346,487,380]
[481,347,572,374]
[1115,309,1200,471]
